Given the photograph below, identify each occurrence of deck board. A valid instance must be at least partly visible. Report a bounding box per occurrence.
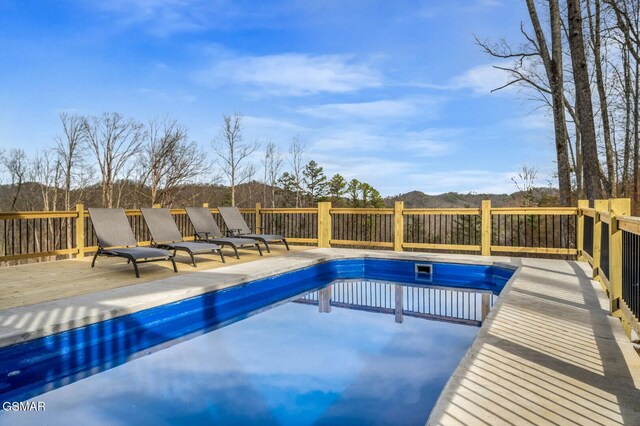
[0,245,310,310]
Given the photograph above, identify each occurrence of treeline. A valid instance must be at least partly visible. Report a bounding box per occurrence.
[480,0,640,212]
[0,112,383,211]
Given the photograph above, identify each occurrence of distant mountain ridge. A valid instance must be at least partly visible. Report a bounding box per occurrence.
[384,188,559,208]
[0,182,560,211]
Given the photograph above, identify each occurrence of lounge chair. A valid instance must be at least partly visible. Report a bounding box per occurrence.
[141,208,225,267]
[89,208,177,278]
[217,206,289,253]
[185,207,263,258]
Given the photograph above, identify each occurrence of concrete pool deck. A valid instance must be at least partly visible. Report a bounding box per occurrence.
[0,248,638,424]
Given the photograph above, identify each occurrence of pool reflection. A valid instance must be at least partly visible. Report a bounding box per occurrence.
[297,279,496,325]
[3,280,495,426]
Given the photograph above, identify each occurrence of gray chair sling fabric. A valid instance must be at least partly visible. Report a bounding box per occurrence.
[185,207,263,258]
[88,208,177,278]
[141,208,224,266]
[217,207,289,253]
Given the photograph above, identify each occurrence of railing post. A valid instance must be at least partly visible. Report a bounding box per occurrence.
[317,201,332,248]
[481,200,491,256]
[394,201,404,252]
[394,285,404,323]
[609,198,631,315]
[75,203,85,259]
[577,199,588,261]
[255,202,262,233]
[593,199,606,285]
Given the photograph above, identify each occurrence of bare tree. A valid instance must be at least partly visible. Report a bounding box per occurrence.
[587,0,616,197]
[84,112,145,207]
[213,113,258,206]
[511,165,538,207]
[139,118,209,207]
[288,136,306,208]
[477,0,572,205]
[30,149,62,211]
[567,0,602,200]
[54,112,86,211]
[262,142,283,207]
[3,149,28,211]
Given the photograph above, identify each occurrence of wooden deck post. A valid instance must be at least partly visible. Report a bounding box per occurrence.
[592,199,607,286]
[394,284,404,323]
[75,203,85,259]
[481,293,491,322]
[317,202,332,248]
[202,202,209,208]
[255,202,262,233]
[152,203,161,208]
[609,198,631,315]
[577,199,588,261]
[481,200,491,256]
[394,201,404,252]
[319,286,332,313]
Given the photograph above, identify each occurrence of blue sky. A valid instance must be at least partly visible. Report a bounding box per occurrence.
[0,0,555,196]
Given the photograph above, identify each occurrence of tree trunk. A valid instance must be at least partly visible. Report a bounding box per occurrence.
[634,58,640,213]
[588,0,616,196]
[525,0,572,205]
[622,47,632,196]
[567,0,602,200]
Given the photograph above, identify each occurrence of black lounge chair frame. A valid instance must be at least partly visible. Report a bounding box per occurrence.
[185,207,263,258]
[141,208,225,267]
[217,206,289,253]
[89,208,177,278]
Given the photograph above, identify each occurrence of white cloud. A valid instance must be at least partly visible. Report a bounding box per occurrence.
[195,53,382,97]
[242,116,309,146]
[450,63,513,95]
[299,100,418,120]
[501,112,551,131]
[137,88,196,103]
[311,130,390,152]
[409,63,514,96]
[407,170,519,194]
[308,128,453,158]
[93,0,211,36]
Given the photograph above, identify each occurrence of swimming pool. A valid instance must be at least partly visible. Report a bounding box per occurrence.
[0,258,513,424]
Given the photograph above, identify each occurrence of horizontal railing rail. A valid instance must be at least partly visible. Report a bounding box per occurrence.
[578,199,640,339]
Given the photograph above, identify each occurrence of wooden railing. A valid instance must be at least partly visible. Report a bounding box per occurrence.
[1,198,638,340]
[0,204,256,261]
[578,198,640,339]
[1,200,580,261]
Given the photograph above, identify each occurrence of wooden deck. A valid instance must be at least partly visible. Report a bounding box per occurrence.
[0,248,638,425]
[0,245,311,310]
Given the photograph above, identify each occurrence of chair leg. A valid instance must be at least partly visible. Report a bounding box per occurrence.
[219,250,226,263]
[263,241,271,253]
[232,246,240,259]
[170,257,178,273]
[256,243,263,256]
[189,252,197,267]
[283,239,290,250]
[91,251,99,268]
[132,260,140,278]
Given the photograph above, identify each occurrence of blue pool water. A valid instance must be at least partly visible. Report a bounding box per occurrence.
[0,258,512,425]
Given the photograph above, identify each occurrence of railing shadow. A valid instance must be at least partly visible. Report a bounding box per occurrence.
[430,260,640,425]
